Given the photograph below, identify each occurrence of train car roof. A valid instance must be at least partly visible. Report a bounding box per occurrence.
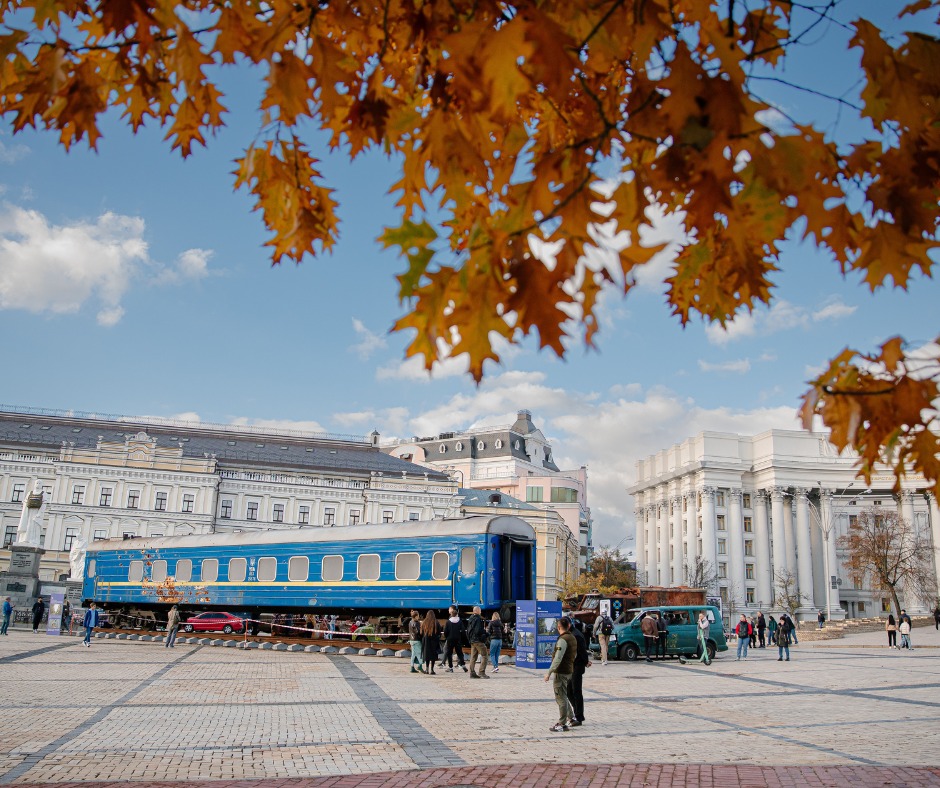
[85,514,536,553]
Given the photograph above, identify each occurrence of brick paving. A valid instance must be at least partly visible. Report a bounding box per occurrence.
[2,625,939,786]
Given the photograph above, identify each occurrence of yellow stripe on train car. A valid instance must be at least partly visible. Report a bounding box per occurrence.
[97,580,452,588]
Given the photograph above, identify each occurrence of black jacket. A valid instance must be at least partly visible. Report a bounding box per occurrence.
[443,617,464,644]
[571,626,590,671]
[467,613,487,644]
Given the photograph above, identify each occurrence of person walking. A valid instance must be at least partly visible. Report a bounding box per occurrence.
[165,605,181,649]
[442,606,467,673]
[62,601,72,635]
[82,603,100,647]
[593,610,614,665]
[641,612,659,663]
[817,610,826,629]
[656,612,669,660]
[566,620,590,727]
[934,606,940,630]
[899,609,912,627]
[408,609,425,673]
[696,611,712,665]
[899,617,913,650]
[544,617,577,733]
[782,612,798,644]
[420,611,441,675]
[767,615,778,647]
[31,597,45,633]
[466,606,490,678]
[487,613,504,672]
[1,597,12,635]
[757,612,766,648]
[775,619,790,661]
[749,616,757,648]
[735,614,750,660]
[886,614,898,649]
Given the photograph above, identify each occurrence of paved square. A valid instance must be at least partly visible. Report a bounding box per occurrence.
[1,625,939,784]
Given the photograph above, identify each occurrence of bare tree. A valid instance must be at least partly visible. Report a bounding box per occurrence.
[839,507,937,617]
[684,557,719,592]
[773,569,810,613]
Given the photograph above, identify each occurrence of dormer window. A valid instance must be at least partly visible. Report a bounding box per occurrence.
[477,441,485,450]
[439,444,447,453]
[495,439,503,449]
[455,441,463,451]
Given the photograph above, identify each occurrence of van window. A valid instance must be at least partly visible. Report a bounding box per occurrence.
[175,559,192,583]
[431,551,449,580]
[201,558,219,583]
[460,546,476,574]
[664,609,691,626]
[322,555,343,582]
[705,608,716,623]
[228,557,247,582]
[151,560,167,583]
[257,557,277,582]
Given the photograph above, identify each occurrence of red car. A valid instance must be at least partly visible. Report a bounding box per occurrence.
[181,612,245,634]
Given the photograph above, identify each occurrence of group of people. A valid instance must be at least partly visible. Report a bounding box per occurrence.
[886,610,915,649]
[733,611,798,661]
[637,610,714,666]
[407,606,506,678]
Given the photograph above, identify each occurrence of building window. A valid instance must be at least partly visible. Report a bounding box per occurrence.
[220,499,232,519]
[72,485,85,505]
[849,514,858,527]
[323,507,336,526]
[349,510,361,525]
[155,492,168,511]
[858,601,866,612]
[99,487,113,507]
[3,526,17,547]
[683,498,688,512]
[298,505,310,524]
[64,528,79,551]
[382,510,393,523]
[11,483,25,503]
[717,538,727,555]
[495,439,503,449]
[746,587,755,604]
[273,504,284,522]
[718,562,727,579]
[122,531,137,539]
[246,502,258,521]
[744,540,754,556]
[745,563,755,580]
[93,529,108,541]
[717,515,726,531]
[716,491,725,507]
[743,516,753,533]
[439,444,447,453]
[181,494,194,513]
[408,512,420,521]
[743,493,751,509]
[881,598,890,612]
[127,490,140,509]
[526,487,544,503]
[551,487,578,503]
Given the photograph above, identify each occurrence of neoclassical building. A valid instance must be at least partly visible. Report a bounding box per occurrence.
[629,429,940,620]
[383,409,593,570]
[0,407,457,583]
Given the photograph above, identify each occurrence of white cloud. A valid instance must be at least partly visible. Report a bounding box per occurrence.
[0,202,213,326]
[812,298,857,322]
[0,138,29,164]
[228,416,328,434]
[376,350,469,381]
[698,358,751,374]
[704,311,757,345]
[706,296,857,346]
[350,318,387,361]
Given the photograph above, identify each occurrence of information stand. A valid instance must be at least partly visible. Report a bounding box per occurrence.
[46,592,64,635]
[515,600,562,668]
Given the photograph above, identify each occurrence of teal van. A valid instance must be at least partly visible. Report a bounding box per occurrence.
[610,605,728,661]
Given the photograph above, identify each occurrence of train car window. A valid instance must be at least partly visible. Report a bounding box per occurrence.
[288,556,309,582]
[229,557,248,582]
[432,551,449,580]
[175,559,192,583]
[322,555,344,581]
[395,552,420,581]
[202,558,219,583]
[128,560,144,582]
[357,554,381,581]
[88,558,96,579]
[151,560,168,583]
[460,547,476,575]
[257,557,277,582]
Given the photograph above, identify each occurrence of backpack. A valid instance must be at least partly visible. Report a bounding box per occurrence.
[601,616,613,636]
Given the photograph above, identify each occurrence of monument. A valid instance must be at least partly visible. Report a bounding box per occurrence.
[1,481,48,618]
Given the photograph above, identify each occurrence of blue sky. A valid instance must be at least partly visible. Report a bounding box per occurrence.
[0,2,937,550]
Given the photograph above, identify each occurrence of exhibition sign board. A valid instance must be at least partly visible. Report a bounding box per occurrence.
[515,600,563,669]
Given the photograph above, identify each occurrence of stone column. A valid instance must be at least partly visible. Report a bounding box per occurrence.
[685,491,699,579]
[783,494,796,577]
[646,504,658,585]
[794,487,816,614]
[728,489,746,608]
[819,489,843,618]
[701,487,717,572]
[658,500,670,587]
[634,507,646,580]
[754,490,773,608]
[928,493,940,600]
[900,491,916,526]
[770,487,788,597]
[671,495,684,586]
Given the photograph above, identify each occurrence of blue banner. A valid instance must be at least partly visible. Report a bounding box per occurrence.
[515,600,562,669]
[46,593,64,636]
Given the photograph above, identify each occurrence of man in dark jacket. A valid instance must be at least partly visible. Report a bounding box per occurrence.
[566,621,590,726]
[443,606,468,672]
[544,617,577,732]
[466,606,490,678]
[756,612,766,647]
[31,597,45,633]
[641,612,659,663]
[656,613,669,660]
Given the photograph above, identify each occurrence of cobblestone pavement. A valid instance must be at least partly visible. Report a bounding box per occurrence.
[1,625,939,786]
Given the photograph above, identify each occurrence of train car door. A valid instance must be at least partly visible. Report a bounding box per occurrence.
[454,544,482,606]
[499,537,533,603]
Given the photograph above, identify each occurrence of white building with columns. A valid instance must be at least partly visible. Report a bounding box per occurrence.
[629,429,940,621]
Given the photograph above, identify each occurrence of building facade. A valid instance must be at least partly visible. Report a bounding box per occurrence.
[630,429,940,620]
[0,408,456,583]
[383,409,593,569]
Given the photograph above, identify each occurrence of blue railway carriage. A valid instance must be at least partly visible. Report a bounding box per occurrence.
[82,515,535,621]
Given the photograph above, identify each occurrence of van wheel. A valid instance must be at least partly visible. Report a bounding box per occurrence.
[706,641,717,661]
[619,642,639,661]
